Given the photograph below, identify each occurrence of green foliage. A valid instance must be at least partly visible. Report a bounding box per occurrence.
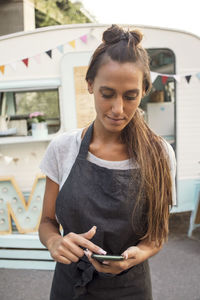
[35,10,60,28]
[35,0,91,28]
[15,90,60,119]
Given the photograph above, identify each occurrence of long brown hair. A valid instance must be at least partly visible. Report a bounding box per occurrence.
[86,25,173,247]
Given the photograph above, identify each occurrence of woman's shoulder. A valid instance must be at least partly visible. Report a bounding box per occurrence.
[50,127,84,150]
[160,138,176,170]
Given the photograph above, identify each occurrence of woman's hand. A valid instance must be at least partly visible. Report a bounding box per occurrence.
[47,226,107,265]
[85,240,163,275]
[85,246,143,275]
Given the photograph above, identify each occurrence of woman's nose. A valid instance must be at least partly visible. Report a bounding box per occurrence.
[111,97,124,116]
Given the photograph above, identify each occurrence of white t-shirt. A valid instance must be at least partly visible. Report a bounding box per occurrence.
[40,128,176,205]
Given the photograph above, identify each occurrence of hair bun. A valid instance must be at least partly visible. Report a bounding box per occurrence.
[129,30,143,46]
[103,24,143,47]
[102,24,124,44]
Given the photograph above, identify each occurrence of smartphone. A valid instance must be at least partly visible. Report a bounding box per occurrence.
[91,254,124,262]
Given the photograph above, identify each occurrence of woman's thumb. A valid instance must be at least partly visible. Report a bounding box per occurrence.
[81,226,97,240]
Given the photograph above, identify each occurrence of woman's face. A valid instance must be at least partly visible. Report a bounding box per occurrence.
[88,59,145,135]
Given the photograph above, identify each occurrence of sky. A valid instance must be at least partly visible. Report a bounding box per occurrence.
[72,0,200,37]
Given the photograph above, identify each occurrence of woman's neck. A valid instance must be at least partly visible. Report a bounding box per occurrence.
[86,120,129,161]
[93,119,123,145]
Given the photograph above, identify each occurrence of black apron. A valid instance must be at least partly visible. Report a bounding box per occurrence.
[50,123,153,300]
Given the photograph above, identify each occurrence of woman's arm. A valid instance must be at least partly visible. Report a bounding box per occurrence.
[39,176,107,264]
[38,176,61,250]
[132,237,163,261]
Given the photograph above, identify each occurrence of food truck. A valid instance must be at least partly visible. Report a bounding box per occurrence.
[0,24,200,269]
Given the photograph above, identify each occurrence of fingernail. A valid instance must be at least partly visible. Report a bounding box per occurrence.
[122,253,128,260]
[98,248,107,255]
[102,261,109,265]
[84,250,89,257]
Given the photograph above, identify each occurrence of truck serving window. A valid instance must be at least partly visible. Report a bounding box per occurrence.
[1,89,60,135]
[140,48,176,148]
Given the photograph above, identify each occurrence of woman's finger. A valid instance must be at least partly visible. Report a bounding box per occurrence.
[67,232,106,255]
[121,246,139,260]
[58,247,80,263]
[57,255,72,265]
[62,238,85,257]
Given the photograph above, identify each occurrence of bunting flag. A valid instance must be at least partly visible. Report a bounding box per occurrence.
[9,62,17,71]
[150,72,158,83]
[161,76,168,85]
[33,54,41,64]
[4,156,13,165]
[57,45,64,54]
[185,75,192,83]
[22,58,29,67]
[46,50,52,59]
[80,34,87,44]
[0,65,5,74]
[196,72,200,80]
[174,75,181,83]
[69,40,76,49]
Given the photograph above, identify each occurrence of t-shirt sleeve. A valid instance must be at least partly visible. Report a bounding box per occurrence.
[163,140,177,206]
[39,138,59,185]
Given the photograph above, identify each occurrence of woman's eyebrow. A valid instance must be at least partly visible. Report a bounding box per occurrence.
[125,89,140,93]
[100,86,115,92]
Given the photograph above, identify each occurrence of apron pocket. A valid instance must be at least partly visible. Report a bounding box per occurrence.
[96,261,146,289]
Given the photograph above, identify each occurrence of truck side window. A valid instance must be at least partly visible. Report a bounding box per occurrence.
[1,89,60,135]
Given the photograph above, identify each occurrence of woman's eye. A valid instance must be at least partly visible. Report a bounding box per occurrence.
[102,94,113,99]
[125,96,137,100]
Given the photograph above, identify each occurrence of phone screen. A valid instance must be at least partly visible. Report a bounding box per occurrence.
[91,254,124,262]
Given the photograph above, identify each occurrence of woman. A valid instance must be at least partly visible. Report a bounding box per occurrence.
[39,25,176,300]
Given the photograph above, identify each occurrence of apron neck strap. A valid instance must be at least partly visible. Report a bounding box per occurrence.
[78,122,94,159]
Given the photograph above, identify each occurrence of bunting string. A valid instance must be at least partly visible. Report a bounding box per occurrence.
[150,71,200,84]
[0,152,38,165]
[0,30,200,85]
[0,32,94,75]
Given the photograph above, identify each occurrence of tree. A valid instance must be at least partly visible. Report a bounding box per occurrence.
[35,0,92,28]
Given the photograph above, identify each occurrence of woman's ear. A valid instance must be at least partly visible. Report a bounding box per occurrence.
[87,80,94,94]
[142,89,146,98]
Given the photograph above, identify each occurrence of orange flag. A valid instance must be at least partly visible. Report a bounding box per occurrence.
[0,65,5,74]
[69,40,76,49]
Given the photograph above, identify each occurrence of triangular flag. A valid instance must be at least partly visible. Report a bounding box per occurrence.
[196,72,200,80]
[46,50,52,58]
[174,75,181,82]
[9,62,17,71]
[33,54,41,64]
[57,45,64,54]
[150,72,158,83]
[80,35,87,44]
[0,65,5,74]
[185,75,192,83]
[4,155,13,165]
[69,40,76,49]
[22,58,29,67]
[161,76,168,85]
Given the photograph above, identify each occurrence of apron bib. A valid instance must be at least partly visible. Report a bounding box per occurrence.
[50,123,153,300]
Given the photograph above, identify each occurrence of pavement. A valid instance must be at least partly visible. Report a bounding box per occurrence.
[0,211,200,300]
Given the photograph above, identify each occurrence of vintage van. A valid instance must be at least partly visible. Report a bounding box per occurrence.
[0,24,200,269]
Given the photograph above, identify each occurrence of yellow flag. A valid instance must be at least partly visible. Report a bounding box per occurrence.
[69,40,76,49]
[0,65,5,74]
